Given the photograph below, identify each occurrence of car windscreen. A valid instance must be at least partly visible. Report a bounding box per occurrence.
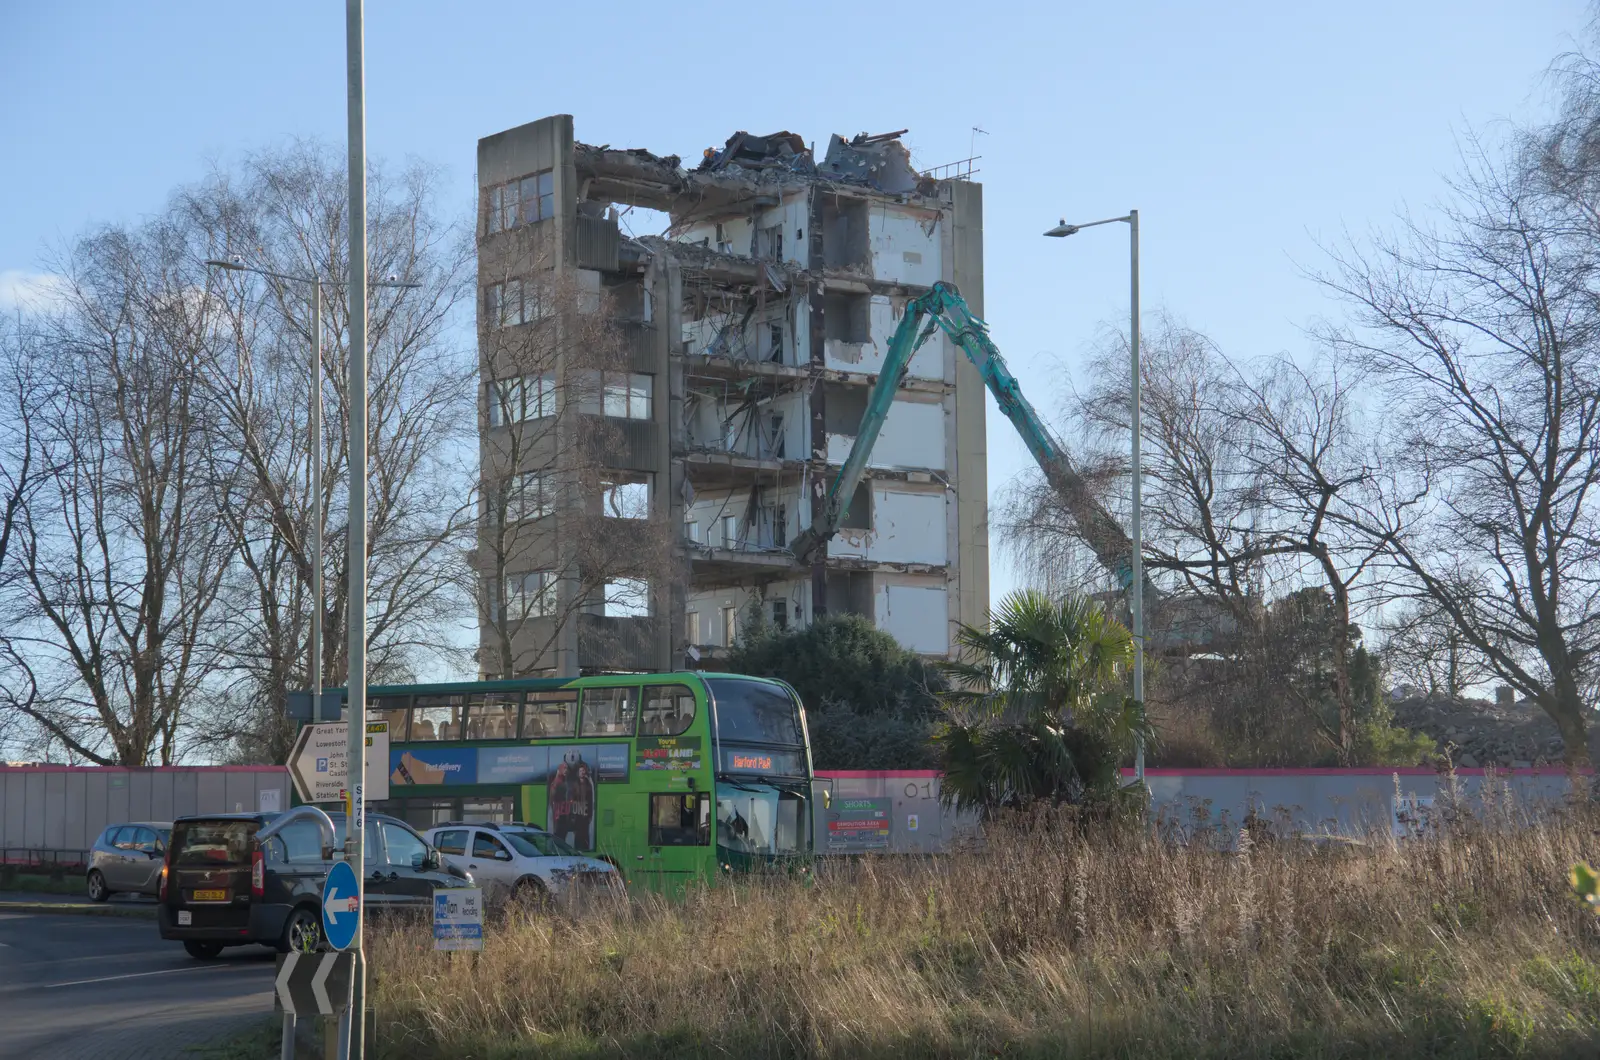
[706,678,804,746]
[503,829,579,857]
[171,819,259,866]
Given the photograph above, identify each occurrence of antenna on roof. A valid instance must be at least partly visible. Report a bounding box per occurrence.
[970,125,989,159]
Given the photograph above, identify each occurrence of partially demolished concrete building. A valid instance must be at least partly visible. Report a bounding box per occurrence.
[475,114,988,676]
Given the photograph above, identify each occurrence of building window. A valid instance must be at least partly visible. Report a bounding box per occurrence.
[772,598,788,629]
[602,372,653,420]
[601,474,651,519]
[484,278,546,329]
[685,514,702,543]
[685,610,699,644]
[489,471,551,524]
[484,169,554,236]
[761,225,783,261]
[494,570,555,621]
[721,605,738,646]
[767,323,784,363]
[721,515,740,549]
[487,373,557,426]
[714,223,733,255]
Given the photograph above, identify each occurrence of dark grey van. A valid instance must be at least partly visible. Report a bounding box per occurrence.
[156,811,472,959]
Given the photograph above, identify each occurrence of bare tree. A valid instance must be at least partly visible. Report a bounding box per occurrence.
[1317,129,1600,767]
[184,144,476,761]
[473,252,675,678]
[1002,319,1389,761]
[1380,597,1494,699]
[7,222,233,765]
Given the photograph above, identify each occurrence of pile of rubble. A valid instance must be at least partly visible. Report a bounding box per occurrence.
[1390,694,1567,767]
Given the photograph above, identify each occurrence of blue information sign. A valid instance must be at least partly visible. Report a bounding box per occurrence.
[321,860,360,951]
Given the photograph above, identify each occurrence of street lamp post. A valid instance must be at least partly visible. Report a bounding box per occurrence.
[1044,211,1144,781]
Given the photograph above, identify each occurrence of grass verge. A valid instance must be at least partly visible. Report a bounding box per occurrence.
[183,1017,279,1059]
[361,791,1600,1060]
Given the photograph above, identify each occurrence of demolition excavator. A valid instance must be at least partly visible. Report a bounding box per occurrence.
[789,281,1154,604]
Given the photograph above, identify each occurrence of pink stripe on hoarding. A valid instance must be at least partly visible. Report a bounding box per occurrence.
[1119,766,1590,777]
[816,770,942,779]
[0,765,289,774]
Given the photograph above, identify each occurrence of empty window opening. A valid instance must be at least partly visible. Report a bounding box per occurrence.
[601,474,651,519]
[714,222,733,255]
[823,292,870,344]
[685,610,700,644]
[771,598,789,629]
[823,384,869,435]
[839,482,872,531]
[721,514,741,549]
[766,322,785,363]
[761,225,784,261]
[761,412,785,460]
[721,605,739,646]
[820,196,870,268]
[604,578,651,619]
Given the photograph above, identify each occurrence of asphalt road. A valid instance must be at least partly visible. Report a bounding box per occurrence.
[0,911,276,1060]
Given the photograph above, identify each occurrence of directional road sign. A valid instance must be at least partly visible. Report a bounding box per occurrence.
[274,951,354,1016]
[287,720,389,804]
[321,860,360,951]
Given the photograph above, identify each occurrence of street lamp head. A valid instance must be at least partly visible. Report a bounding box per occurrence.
[204,258,247,271]
[1043,221,1080,238]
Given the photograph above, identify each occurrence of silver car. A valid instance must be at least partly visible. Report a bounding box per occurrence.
[424,822,620,904]
[86,821,171,901]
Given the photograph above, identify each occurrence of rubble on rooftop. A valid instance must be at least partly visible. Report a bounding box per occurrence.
[576,127,938,208]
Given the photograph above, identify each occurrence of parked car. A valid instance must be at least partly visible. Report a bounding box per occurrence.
[424,821,620,904]
[87,822,172,901]
[157,810,473,960]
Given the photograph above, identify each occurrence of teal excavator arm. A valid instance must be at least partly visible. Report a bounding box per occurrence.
[791,281,1144,594]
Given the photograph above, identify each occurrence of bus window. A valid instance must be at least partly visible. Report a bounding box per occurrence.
[523,691,577,738]
[641,685,695,736]
[469,692,519,739]
[705,678,803,746]
[579,687,637,737]
[369,696,410,741]
[649,793,709,846]
[413,695,468,742]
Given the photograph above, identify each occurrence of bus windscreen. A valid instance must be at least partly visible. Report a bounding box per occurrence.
[705,679,803,747]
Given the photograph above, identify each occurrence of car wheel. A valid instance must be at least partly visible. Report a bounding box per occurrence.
[86,870,110,903]
[278,906,322,954]
[513,877,551,912]
[183,941,224,960]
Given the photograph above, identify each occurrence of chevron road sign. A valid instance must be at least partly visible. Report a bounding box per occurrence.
[274,951,354,1017]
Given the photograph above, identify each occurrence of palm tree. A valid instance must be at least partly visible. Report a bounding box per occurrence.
[935,590,1150,815]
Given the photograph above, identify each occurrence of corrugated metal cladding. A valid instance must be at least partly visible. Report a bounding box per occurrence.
[576,214,620,272]
[0,766,290,856]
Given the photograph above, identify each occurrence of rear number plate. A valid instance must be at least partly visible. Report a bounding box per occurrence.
[177,911,192,925]
[192,889,227,902]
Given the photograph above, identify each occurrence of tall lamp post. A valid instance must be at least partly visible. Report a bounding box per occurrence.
[203,259,417,727]
[1043,210,1144,781]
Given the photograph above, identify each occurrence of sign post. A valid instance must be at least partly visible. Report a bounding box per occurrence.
[344,1,370,1054]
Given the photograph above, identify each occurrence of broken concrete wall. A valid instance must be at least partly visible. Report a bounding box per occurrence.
[815,294,943,379]
[828,487,948,566]
[826,397,947,471]
[870,206,942,288]
[875,581,950,655]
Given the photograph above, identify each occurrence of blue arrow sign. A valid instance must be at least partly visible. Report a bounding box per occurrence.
[321,860,359,951]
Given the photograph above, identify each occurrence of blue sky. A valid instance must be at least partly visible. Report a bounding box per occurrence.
[1,0,1588,604]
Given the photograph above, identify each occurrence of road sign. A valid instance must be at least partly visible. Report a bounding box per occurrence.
[274,951,354,1016]
[433,887,483,951]
[321,860,360,951]
[287,720,389,804]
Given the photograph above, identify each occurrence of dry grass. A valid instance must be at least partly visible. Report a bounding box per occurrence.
[365,791,1600,1059]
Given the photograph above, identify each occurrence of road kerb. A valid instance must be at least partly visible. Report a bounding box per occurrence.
[0,900,157,919]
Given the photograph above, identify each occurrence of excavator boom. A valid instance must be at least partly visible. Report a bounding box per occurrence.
[792,281,1147,597]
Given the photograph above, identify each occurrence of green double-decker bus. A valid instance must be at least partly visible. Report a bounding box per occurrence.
[301,672,816,891]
